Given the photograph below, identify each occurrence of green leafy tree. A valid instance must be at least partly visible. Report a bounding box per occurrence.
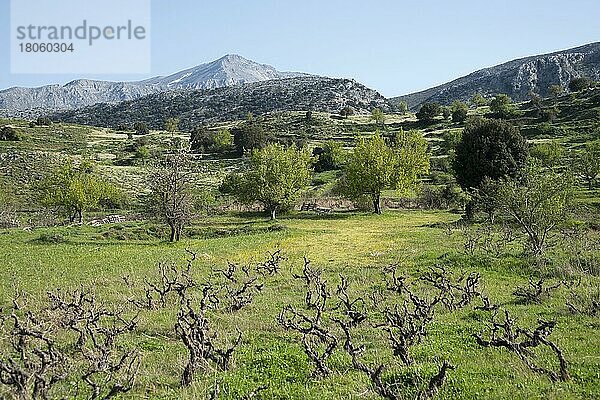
[471,93,488,108]
[212,129,233,152]
[530,141,565,168]
[450,101,469,123]
[549,84,564,98]
[397,101,408,114]
[574,140,600,189]
[453,118,528,218]
[370,108,386,126]
[342,130,429,214]
[569,77,592,92]
[232,121,269,155]
[442,106,451,121]
[416,103,442,123]
[223,144,312,220]
[164,117,180,135]
[489,94,518,119]
[40,160,120,223]
[147,149,196,242]
[313,140,346,172]
[494,166,575,257]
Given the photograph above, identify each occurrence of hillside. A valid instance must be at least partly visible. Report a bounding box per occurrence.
[0,54,308,117]
[394,42,600,110]
[50,77,391,130]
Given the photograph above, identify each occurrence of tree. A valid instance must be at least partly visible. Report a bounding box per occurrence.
[416,103,442,123]
[471,93,488,108]
[549,84,564,98]
[40,160,120,223]
[450,101,469,123]
[489,94,518,119]
[530,141,565,168]
[574,140,600,189]
[340,106,355,119]
[212,129,233,152]
[569,77,592,92]
[370,108,385,126]
[147,149,196,242]
[191,126,233,153]
[442,106,451,121]
[342,130,429,214]
[494,166,575,257]
[164,117,180,135]
[222,144,312,220]
[133,122,149,135]
[453,118,528,218]
[232,121,269,155]
[313,140,346,172]
[397,101,408,114]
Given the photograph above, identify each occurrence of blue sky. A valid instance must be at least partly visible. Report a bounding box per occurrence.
[1,0,599,97]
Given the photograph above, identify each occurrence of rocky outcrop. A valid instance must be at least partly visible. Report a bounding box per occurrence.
[393,42,600,110]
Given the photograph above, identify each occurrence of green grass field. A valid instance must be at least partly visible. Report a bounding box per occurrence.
[1,210,598,399]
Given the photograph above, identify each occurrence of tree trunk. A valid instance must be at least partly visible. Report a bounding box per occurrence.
[77,209,83,224]
[270,209,277,220]
[373,194,382,215]
[464,201,475,221]
[169,224,176,242]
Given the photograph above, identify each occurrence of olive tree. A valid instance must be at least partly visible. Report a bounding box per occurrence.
[342,130,429,214]
[494,166,575,257]
[489,94,519,119]
[147,149,196,241]
[40,160,121,223]
[416,103,442,123]
[222,144,312,220]
[574,140,600,189]
[370,108,385,126]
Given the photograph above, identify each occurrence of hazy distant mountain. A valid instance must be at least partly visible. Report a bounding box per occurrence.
[0,54,309,116]
[393,42,600,110]
[141,54,308,89]
[52,76,390,130]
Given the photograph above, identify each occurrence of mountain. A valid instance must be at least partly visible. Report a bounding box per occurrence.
[51,76,390,130]
[0,54,308,117]
[393,42,600,110]
[141,54,308,89]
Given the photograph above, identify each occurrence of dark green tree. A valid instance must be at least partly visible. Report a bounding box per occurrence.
[133,122,149,135]
[416,103,442,123]
[453,118,528,218]
[451,101,469,122]
[489,94,518,119]
[313,140,346,172]
[568,77,592,92]
[232,121,269,155]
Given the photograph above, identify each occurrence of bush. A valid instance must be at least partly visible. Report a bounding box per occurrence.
[35,117,52,126]
[569,77,592,92]
[0,126,22,141]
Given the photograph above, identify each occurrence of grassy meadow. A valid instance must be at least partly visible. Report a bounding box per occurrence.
[0,210,598,399]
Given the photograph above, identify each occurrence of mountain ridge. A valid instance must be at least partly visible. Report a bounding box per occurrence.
[0,54,310,115]
[393,42,600,110]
